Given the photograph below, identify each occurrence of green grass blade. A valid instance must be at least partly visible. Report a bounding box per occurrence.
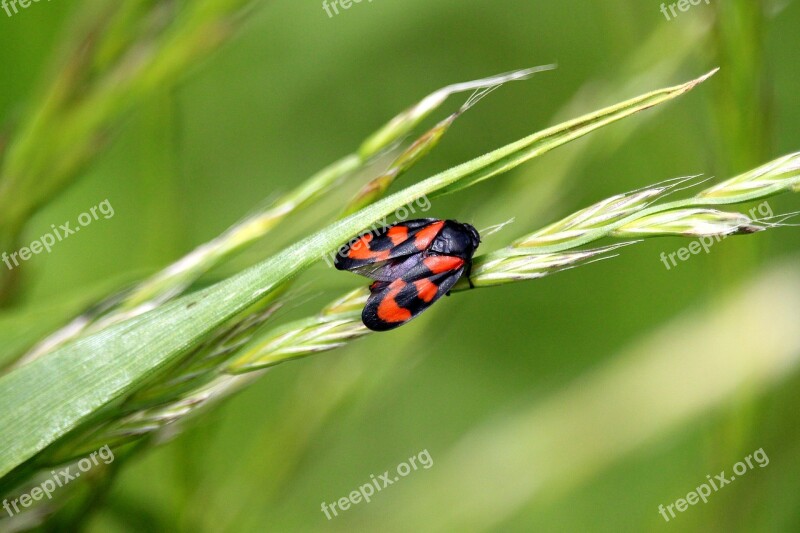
[0,70,715,479]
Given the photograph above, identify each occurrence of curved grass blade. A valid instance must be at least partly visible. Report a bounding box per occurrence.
[0,70,716,479]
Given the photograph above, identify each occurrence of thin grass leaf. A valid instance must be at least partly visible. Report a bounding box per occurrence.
[613,208,762,237]
[342,79,526,214]
[16,71,544,366]
[0,70,715,479]
[358,65,556,158]
[0,0,261,263]
[231,150,800,370]
[225,242,633,371]
[500,151,800,256]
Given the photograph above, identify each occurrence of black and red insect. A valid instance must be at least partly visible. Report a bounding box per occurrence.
[334,218,481,331]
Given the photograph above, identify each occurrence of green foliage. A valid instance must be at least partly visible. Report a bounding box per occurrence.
[0,1,798,531]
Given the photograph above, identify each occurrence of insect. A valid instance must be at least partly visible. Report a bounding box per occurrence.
[334,218,481,331]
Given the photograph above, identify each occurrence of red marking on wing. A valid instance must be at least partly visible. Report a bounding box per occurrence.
[414,278,438,302]
[348,233,390,261]
[423,255,464,274]
[386,225,409,245]
[348,234,373,259]
[413,220,445,250]
[377,281,413,323]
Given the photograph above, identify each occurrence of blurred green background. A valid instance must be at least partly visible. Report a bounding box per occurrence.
[2,0,800,531]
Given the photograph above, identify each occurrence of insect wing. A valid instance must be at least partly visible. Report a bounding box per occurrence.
[334,219,445,274]
[343,254,420,282]
[362,255,466,331]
